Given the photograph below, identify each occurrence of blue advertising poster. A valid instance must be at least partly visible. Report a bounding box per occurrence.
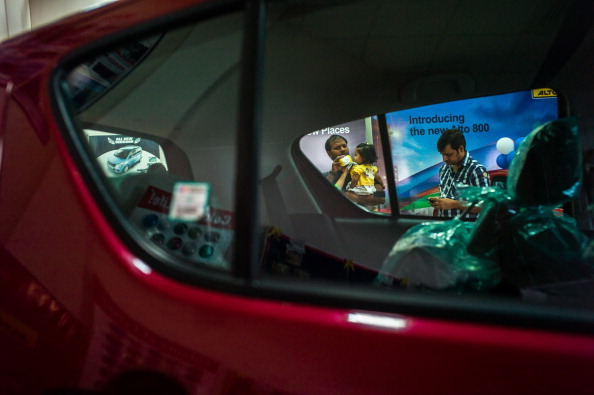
[387,89,559,215]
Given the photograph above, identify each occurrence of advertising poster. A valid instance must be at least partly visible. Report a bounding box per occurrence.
[299,119,368,174]
[86,131,168,177]
[387,89,559,215]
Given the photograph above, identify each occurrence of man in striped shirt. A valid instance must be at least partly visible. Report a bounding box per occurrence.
[428,129,490,218]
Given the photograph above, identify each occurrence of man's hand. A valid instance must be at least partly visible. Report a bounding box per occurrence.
[331,155,349,173]
[429,197,481,213]
[428,197,459,211]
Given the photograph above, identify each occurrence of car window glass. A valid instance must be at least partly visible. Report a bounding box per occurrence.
[54,0,594,323]
[66,35,161,113]
[61,12,243,277]
[258,0,594,318]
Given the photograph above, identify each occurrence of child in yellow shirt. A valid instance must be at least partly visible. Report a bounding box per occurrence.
[347,143,384,196]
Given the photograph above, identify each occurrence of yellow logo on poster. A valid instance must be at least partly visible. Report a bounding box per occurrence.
[532,88,557,98]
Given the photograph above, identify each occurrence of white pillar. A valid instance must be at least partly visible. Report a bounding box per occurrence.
[0,2,6,40]
[29,0,116,28]
[0,0,117,42]
[0,0,31,41]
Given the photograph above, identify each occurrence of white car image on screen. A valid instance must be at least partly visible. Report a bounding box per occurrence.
[107,145,142,174]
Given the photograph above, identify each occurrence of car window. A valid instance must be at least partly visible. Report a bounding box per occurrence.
[60,11,243,278]
[258,0,594,323]
[54,0,594,328]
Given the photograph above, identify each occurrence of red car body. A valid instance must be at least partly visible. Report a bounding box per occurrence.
[1,0,593,394]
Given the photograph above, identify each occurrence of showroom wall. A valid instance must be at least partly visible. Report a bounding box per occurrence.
[1,0,116,41]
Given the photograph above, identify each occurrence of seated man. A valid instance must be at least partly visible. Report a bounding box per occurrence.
[428,129,489,218]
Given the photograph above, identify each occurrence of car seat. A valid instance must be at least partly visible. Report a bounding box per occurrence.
[467,117,592,289]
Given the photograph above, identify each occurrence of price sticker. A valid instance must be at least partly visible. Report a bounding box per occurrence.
[169,182,210,222]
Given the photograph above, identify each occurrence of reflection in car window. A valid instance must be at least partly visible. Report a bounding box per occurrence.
[66,36,161,113]
[61,12,243,276]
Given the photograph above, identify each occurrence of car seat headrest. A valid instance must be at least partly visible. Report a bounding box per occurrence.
[506,117,582,206]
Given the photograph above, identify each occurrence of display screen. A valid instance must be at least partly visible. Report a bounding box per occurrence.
[84,130,168,178]
[387,89,559,215]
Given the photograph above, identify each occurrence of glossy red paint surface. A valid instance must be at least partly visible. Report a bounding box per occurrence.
[0,1,593,394]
